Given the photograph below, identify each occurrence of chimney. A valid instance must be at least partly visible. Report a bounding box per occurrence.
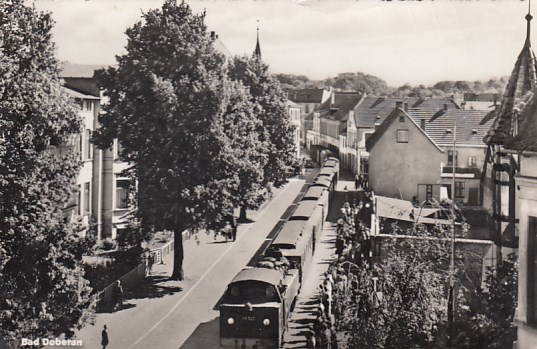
[331,93,335,107]
[403,102,409,111]
[395,101,403,109]
[374,116,381,129]
[420,119,426,130]
[210,31,216,40]
[461,101,466,110]
[443,104,448,112]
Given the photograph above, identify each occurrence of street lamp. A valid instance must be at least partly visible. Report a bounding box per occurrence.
[445,126,456,327]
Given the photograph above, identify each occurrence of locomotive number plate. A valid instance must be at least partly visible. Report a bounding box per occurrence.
[241,316,255,321]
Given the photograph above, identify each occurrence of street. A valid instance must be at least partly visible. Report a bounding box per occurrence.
[73,178,306,349]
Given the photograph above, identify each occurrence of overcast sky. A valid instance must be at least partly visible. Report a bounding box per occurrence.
[34,0,530,87]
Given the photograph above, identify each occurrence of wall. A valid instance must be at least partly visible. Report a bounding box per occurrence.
[369,114,443,201]
[515,155,537,349]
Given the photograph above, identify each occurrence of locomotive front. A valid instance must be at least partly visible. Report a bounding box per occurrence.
[220,268,285,349]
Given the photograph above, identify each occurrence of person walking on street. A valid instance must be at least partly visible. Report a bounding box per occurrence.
[113,281,123,310]
[101,325,109,349]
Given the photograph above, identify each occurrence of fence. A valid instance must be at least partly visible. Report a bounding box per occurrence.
[95,238,175,308]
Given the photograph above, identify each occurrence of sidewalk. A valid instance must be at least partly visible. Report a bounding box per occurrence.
[283,221,337,348]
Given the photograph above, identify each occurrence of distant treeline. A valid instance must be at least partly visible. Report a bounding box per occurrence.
[275,72,509,98]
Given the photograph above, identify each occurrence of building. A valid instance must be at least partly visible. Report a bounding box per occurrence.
[305,92,362,162]
[286,100,301,158]
[61,63,129,240]
[287,88,332,142]
[349,96,460,175]
[482,11,537,248]
[366,104,493,204]
[509,99,537,348]
[60,87,101,235]
[506,84,537,349]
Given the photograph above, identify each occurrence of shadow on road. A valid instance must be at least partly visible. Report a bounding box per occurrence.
[123,276,183,301]
[179,317,220,349]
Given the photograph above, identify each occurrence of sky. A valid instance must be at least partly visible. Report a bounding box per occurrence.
[33,0,531,87]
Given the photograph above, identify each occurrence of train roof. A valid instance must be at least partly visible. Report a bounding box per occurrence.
[271,220,307,248]
[230,268,283,286]
[318,167,335,177]
[291,200,319,220]
[310,176,332,188]
[323,159,339,167]
[302,186,326,200]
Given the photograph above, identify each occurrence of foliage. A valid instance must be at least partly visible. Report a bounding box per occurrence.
[273,73,312,89]
[0,0,94,340]
[449,253,518,348]
[94,0,266,279]
[324,72,389,96]
[335,224,449,349]
[229,55,298,188]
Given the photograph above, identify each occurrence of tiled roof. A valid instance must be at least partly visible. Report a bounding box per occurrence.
[215,39,232,58]
[506,89,537,152]
[407,108,492,146]
[485,15,537,144]
[366,107,492,151]
[354,96,459,128]
[313,93,362,122]
[287,89,326,103]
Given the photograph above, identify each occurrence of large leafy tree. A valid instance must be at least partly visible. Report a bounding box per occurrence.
[94,0,262,280]
[335,224,449,348]
[0,0,93,341]
[228,55,298,219]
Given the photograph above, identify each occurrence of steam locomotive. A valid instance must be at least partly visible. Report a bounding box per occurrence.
[219,158,339,349]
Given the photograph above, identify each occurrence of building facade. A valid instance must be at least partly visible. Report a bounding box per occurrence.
[287,88,332,143]
[366,105,492,204]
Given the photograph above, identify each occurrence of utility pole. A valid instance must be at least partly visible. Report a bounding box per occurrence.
[448,124,456,328]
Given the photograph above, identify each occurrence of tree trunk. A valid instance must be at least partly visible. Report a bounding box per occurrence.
[239,205,248,222]
[170,228,184,280]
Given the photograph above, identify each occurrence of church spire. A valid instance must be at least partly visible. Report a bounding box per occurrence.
[526,0,533,46]
[254,20,262,58]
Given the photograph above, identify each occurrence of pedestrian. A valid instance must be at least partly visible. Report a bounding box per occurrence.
[101,325,109,349]
[113,280,123,310]
[354,175,359,190]
[147,251,154,275]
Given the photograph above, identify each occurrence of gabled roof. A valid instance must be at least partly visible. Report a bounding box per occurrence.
[315,92,362,122]
[485,13,537,144]
[366,108,443,152]
[406,109,493,146]
[287,89,327,103]
[505,88,537,152]
[354,97,459,128]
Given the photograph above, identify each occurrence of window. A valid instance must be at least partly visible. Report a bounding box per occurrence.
[468,156,477,167]
[116,180,130,209]
[399,115,405,123]
[77,185,82,215]
[114,139,123,160]
[426,185,433,201]
[305,105,310,113]
[447,150,458,166]
[396,129,409,143]
[84,129,92,160]
[84,100,93,111]
[83,182,90,215]
[455,181,465,198]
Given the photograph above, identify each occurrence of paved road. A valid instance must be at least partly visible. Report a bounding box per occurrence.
[72,178,306,349]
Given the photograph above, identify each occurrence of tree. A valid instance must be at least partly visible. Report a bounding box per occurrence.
[335,224,450,348]
[450,253,517,348]
[94,0,262,280]
[0,0,94,341]
[228,55,298,219]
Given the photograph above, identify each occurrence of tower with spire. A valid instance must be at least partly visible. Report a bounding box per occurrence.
[253,20,262,58]
[482,5,537,259]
